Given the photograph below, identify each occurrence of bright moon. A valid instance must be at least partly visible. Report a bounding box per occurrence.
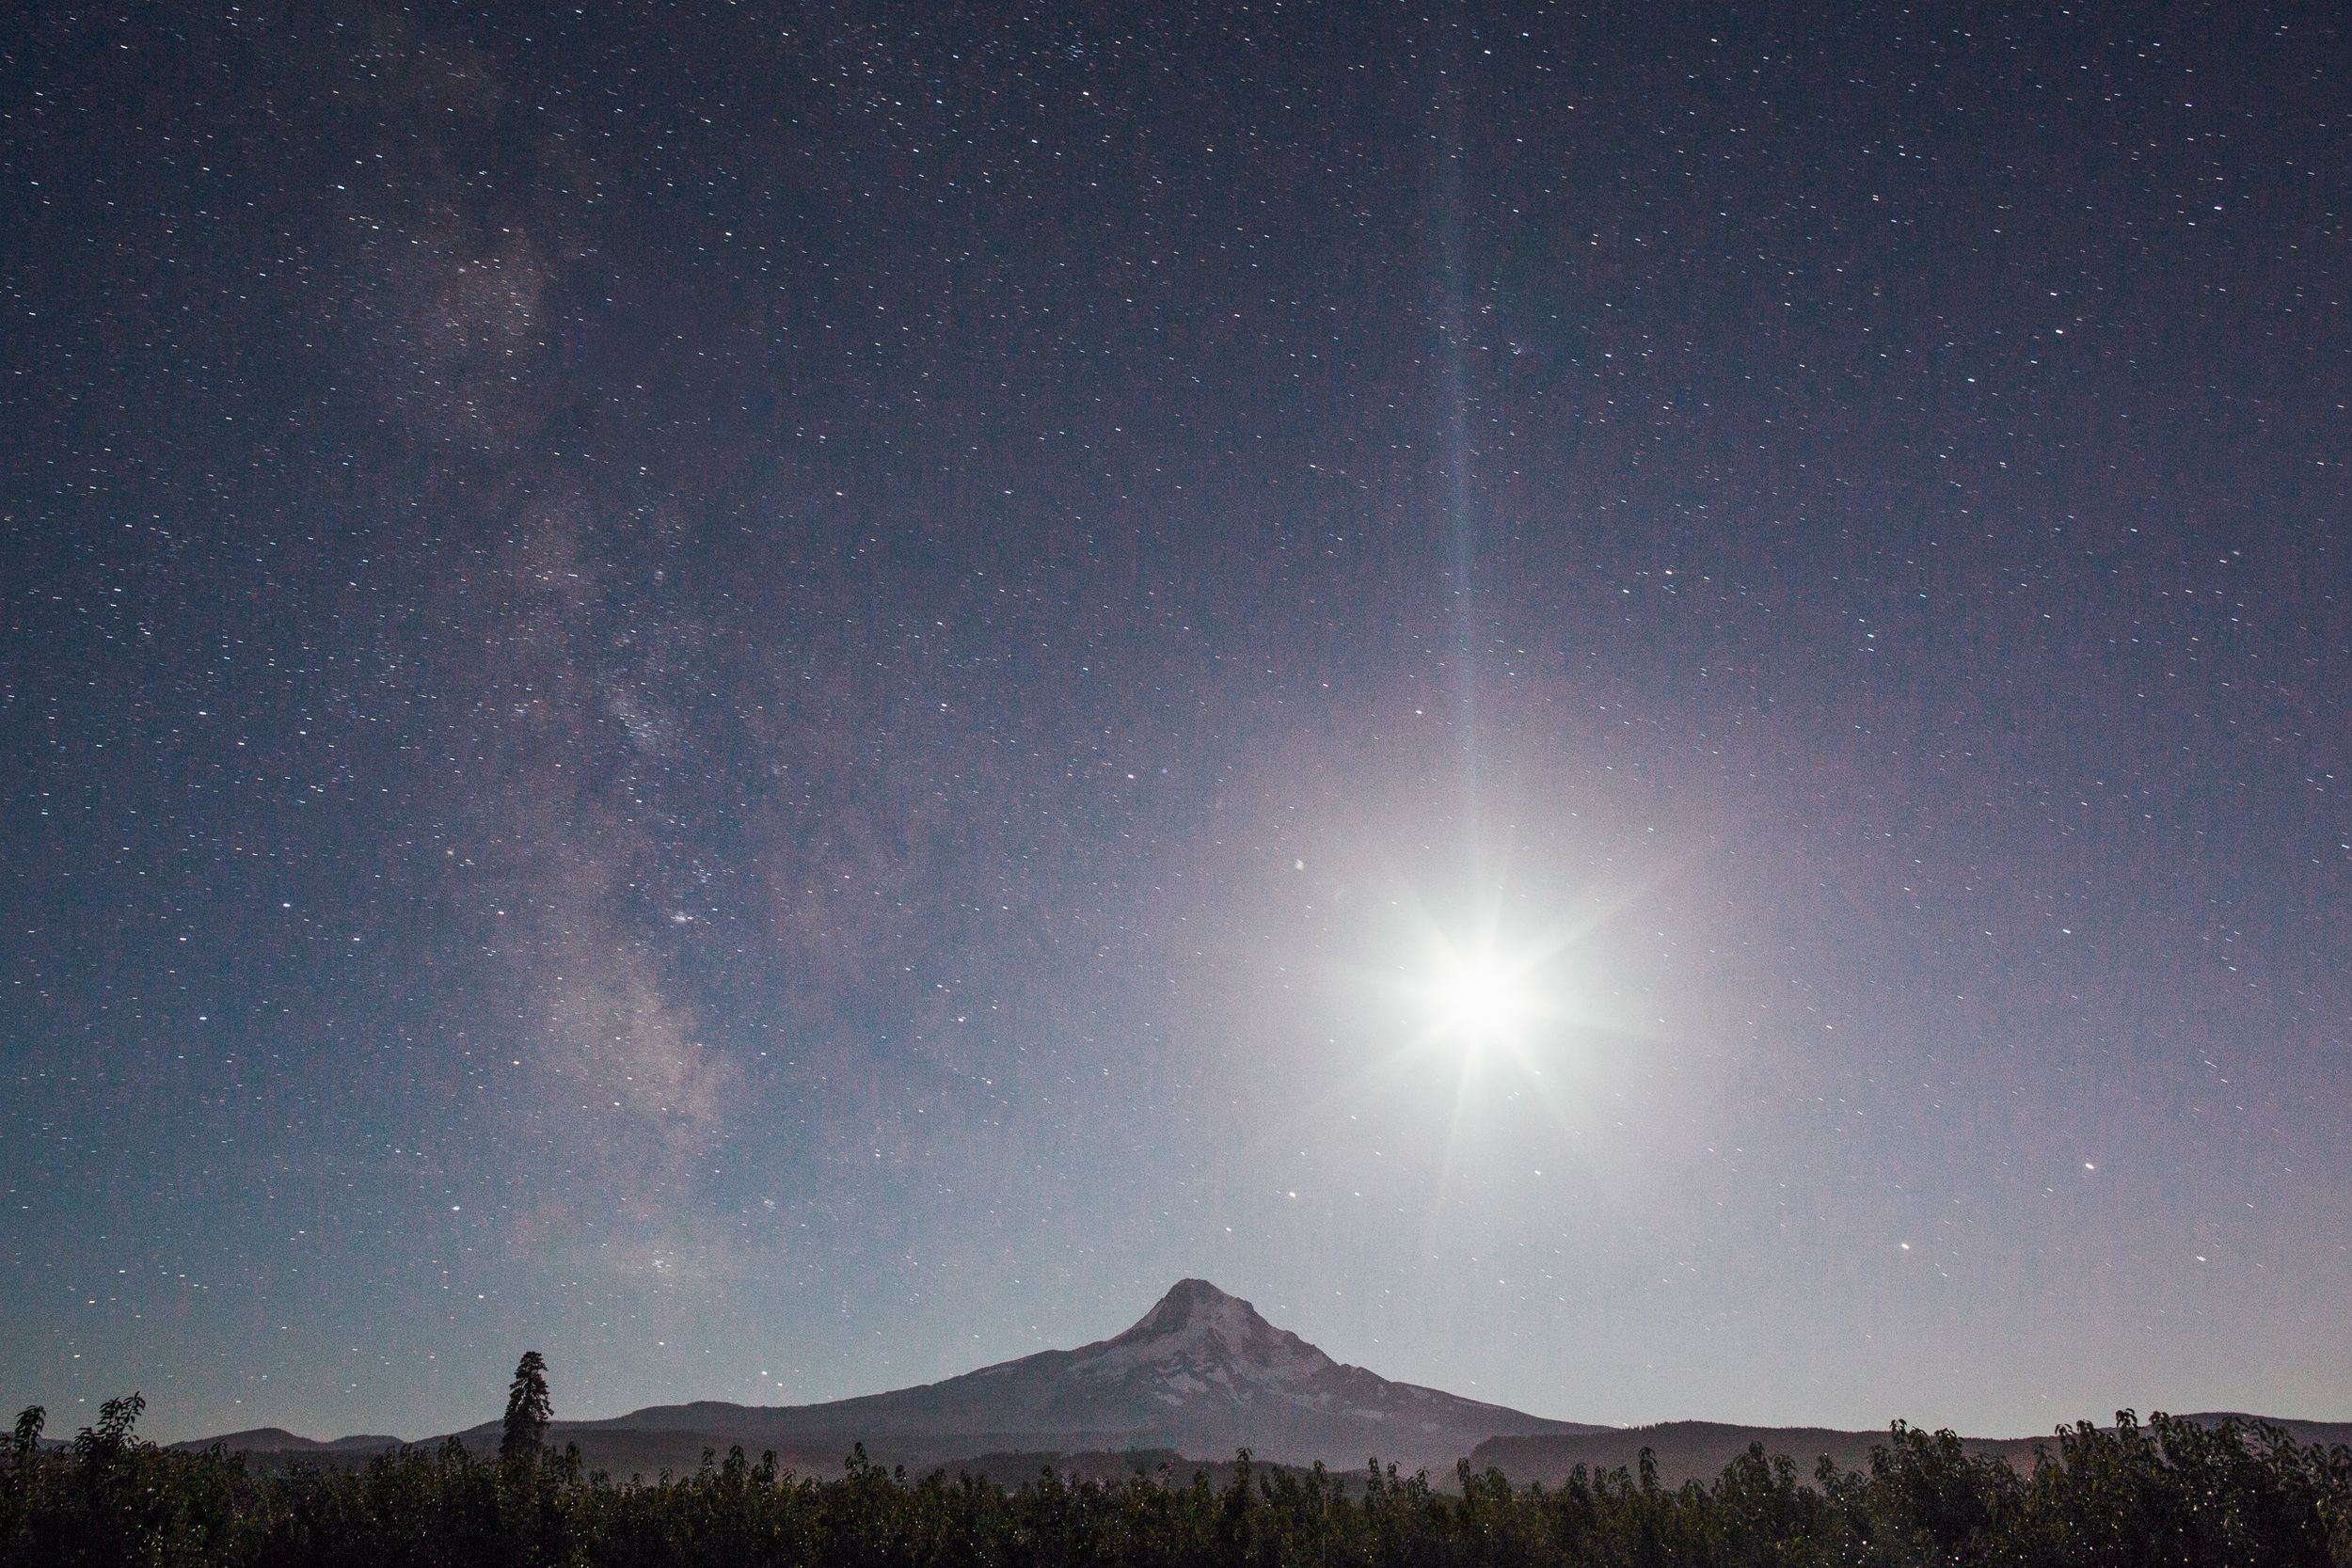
[1422,946,1542,1053]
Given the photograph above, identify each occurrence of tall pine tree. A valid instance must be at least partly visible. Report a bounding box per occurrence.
[500,1352,551,1462]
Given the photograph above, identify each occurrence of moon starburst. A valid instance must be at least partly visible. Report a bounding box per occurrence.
[1418,940,1545,1056]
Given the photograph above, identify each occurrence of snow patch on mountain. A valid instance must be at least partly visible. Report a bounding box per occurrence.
[1070,1278,1339,1402]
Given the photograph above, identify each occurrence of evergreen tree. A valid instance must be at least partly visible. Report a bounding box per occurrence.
[500,1351,551,1463]
[5,1405,40,1472]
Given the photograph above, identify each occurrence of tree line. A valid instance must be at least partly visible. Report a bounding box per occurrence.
[5,1354,2349,1566]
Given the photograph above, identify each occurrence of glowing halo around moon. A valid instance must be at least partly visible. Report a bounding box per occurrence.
[1351,857,1632,1087]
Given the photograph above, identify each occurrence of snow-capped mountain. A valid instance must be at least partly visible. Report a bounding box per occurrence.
[584,1278,1606,1472]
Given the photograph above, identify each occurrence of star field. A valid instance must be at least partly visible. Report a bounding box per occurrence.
[3,2,2347,1444]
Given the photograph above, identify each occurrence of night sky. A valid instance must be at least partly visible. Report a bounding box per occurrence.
[6,3,2349,1448]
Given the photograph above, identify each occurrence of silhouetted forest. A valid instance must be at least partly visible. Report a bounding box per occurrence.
[8,1392,2350,1565]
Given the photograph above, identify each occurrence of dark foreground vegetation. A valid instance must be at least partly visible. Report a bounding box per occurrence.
[8,1394,2350,1567]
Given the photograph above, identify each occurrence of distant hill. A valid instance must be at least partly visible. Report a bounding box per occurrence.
[166,1428,404,1470]
[1470,1422,2039,1489]
[1470,1413,2352,1491]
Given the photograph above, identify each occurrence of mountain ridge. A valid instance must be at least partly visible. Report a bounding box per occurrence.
[1469,1414,2352,1491]
[186,1281,2345,1484]
[485,1278,1606,1474]
[182,1279,1602,1475]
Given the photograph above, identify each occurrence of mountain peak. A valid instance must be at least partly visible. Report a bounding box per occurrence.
[1120,1278,1259,1340]
[1079,1279,1339,1395]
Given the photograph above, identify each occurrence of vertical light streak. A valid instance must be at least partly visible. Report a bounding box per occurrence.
[1436,69,1480,837]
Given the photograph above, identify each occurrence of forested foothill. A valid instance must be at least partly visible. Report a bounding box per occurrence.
[7,1391,2351,1566]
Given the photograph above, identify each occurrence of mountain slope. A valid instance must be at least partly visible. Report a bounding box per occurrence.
[493,1278,1605,1473]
